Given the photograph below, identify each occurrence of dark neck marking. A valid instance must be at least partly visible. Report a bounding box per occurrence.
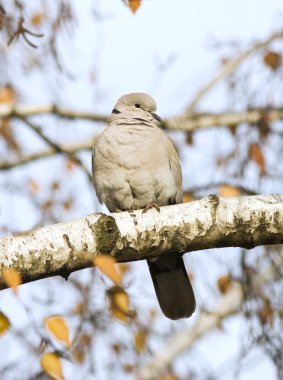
[112,108,121,114]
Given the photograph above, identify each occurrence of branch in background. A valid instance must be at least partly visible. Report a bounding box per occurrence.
[186,29,283,113]
[137,256,281,380]
[164,107,283,131]
[0,103,108,122]
[19,117,93,182]
[0,195,282,289]
[0,107,282,170]
[0,137,97,171]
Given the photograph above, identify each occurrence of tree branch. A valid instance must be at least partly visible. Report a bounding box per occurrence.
[186,29,283,113]
[137,257,281,380]
[0,195,282,289]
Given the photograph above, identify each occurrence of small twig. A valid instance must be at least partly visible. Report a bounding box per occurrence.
[7,15,43,48]
[187,29,283,113]
[19,117,93,182]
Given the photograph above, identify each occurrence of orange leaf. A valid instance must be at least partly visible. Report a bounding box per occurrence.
[0,311,10,336]
[183,193,194,202]
[3,268,21,293]
[45,316,71,348]
[219,184,241,197]
[30,12,44,26]
[249,143,265,175]
[107,286,131,324]
[217,275,232,294]
[94,255,122,285]
[0,86,15,104]
[134,329,148,354]
[263,51,281,71]
[128,0,141,13]
[40,352,64,380]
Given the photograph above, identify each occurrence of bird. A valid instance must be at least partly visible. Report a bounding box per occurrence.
[92,93,196,320]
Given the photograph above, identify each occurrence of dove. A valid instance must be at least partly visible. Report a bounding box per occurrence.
[92,93,196,320]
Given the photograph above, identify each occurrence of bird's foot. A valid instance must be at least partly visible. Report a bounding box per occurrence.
[142,202,160,214]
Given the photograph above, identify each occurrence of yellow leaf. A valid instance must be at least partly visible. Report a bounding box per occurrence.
[3,268,21,293]
[94,255,122,285]
[45,316,71,348]
[128,0,141,13]
[0,311,10,336]
[40,352,64,380]
[134,330,148,354]
[107,286,130,324]
[218,184,241,197]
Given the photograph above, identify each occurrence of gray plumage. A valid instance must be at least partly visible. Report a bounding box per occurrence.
[92,93,196,320]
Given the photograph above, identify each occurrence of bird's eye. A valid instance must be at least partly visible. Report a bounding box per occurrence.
[135,104,141,108]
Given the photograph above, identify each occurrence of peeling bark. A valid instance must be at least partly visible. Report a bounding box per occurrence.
[0,195,282,289]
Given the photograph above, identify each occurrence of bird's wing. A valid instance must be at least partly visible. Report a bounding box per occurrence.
[165,136,183,204]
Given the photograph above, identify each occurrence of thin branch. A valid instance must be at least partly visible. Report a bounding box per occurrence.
[0,137,97,170]
[186,29,283,113]
[163,107,283,131]
[19,117,93,182]
[0,194,282,289]
[137,258,281,380]
[1,104,283,132]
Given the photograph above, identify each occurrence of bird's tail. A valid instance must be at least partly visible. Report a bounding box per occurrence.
[147,256,196,320]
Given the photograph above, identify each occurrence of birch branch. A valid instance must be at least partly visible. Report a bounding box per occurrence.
[0,195,282,289]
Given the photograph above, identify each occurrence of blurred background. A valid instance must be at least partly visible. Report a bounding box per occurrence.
[0,0,283,379]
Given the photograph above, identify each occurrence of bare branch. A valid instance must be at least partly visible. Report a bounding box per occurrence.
[186,29,283,113]
[19,117,93,181]
[137,257,281,380]
[1,104,283,132]
[0,195,282,289]
[0,136,97,170]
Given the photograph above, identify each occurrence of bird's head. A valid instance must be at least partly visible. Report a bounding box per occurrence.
[111,93,162,124]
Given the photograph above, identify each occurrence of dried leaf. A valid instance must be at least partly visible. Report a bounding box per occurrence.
[0,311,10,336]
[0,118,20,152]
[29,179,40,194]
[259,298,274,325]
[134,329,148,354]
[249,143,265,175]
[45,316,71,348]
[3,268,21,293]
[40,352,64,380]
[219,184,241,197]
[118,263,130,276]
[30,12,45,26]
[128,0,141,13]
[0,85,15,104]
[217,275,232,294]
[73,349,85,363]
[183,193,194,203]
[107,286,130,323]
[94,255,122,285]
[185,132,194,145]
[264,51,281,71]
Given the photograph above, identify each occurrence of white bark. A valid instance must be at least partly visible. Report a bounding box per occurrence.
[0,195,282,288]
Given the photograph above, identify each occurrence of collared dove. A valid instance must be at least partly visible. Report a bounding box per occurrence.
[92,93,196,320]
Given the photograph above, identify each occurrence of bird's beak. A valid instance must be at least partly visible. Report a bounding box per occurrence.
[151,112,162,122]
